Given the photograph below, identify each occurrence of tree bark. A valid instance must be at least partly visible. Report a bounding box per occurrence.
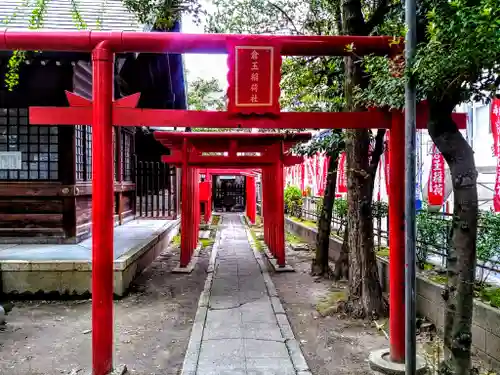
[340,0,387,319]
[312,154,338,276]
[427,99,478,375]
[344,127,386,319]
[333,222,349,280]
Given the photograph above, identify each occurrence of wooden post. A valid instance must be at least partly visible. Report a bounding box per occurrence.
[275,153,285,267]
[91,42,114,375]
[389,112,406,362]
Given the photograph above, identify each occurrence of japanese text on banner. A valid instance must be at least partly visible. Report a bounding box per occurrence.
[491,99,500,212]
[337,152,347,194]
[383,131,390,196]
[427,144,445,206]
[491,99,500,157]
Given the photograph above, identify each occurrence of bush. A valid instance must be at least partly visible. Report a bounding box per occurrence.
[333,198,348,232]
[314,197,324,220]
[372,201,388,220]
[333,198,348,218]
[284,185,303,218]
[416,207,450,269]
[477,211,500,284]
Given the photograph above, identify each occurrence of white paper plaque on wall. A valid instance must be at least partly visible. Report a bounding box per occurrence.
[0,152,22,170]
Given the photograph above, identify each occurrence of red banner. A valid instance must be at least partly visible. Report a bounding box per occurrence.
[227,43,281,114]
[491,99,500,157]
[384,131,390,196]
[318,156,329,196]
[428,144,445,206]
[491,99,500,211]
[300,163,305,192]
[337,152,347,194]
[494,158,500,212]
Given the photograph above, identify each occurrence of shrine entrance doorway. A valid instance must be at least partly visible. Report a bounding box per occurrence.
[213,174,246,212]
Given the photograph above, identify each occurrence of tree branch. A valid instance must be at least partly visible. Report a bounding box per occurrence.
[368,129,386,180]
[268,1,303,35]
[365,0,390,34]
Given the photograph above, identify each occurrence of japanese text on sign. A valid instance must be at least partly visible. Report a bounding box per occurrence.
[234,46,274,107]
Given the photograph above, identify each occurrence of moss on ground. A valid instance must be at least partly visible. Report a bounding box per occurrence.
[316,290,347,316]
[289,216,317,229]
[479,286,500,308]
[211,215,221,226]
[286,232,303,245]
[172,234,181,246]
[255,215,262,226]
[249,228,264,252]
[376,247,389,258]
[428,275,448,285]
[200,238,215,248]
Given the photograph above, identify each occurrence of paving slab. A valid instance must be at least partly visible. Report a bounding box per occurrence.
[181,213,310,375]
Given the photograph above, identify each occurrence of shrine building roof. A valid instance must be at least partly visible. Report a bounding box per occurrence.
[0,0,144,31]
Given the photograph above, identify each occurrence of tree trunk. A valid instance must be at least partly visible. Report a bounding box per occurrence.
[428,99,478,375]
[334,129,385,281]
[311,154,338,276]
[333,222,349,280]
[341,0,387,319]
[344,127,386,319]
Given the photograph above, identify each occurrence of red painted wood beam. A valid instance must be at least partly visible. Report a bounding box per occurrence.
[119,109,393,129]
[204,168,258,175]
[154,131,312,141]
[29,106,466,130]
[161,154,303,167]
[0,30,402,56]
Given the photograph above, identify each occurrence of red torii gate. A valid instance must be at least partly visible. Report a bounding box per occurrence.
[154,131,311,268]
[3,29,467,374]
[198,168,260,224]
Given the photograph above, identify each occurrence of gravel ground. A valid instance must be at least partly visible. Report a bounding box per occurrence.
[0,244,210,375]
[270,246,388,375]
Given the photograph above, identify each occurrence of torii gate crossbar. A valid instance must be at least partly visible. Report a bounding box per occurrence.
[154,132,311,269]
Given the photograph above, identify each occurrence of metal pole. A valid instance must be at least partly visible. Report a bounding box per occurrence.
[91,42,114,375]
[405,0,417,368]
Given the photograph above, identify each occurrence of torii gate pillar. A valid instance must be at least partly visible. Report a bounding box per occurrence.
[261,167,271,254]
[274,158,285,266]
[246,175,257,225]
[180,142,200,268]
[91,43,114,375]
[260,163,285,267]
[388,112,406,361]
[199,179,212,224]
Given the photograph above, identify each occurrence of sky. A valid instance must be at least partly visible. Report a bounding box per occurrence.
[181,2,228,90]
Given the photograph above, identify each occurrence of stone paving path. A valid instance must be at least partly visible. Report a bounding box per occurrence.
[181,213,310,375]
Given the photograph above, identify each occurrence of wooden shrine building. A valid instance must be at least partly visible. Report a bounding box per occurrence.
[0,1,185,243]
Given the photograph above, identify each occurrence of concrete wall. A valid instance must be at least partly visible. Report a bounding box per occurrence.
[284,217,342,261]
[285,217,500,369]
[1,219,180,298]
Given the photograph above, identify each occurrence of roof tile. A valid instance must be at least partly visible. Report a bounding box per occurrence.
[0,0,144,31]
